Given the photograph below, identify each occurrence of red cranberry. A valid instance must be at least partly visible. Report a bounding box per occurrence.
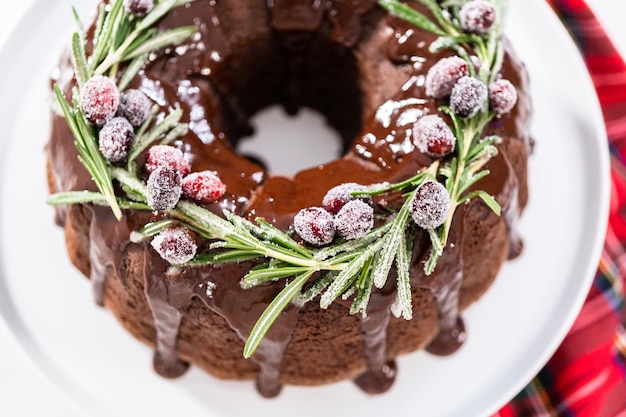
[145,145,191,177]
[411,180,451,230]
[124,0,154,17]
[450,76,488,118]
[182,171,226,204]
[334,200,374,240]
[293,207,335,246]
[489,79,518,114]
[98,117,134,162]
[147,167,182,211]
[118,89,152,126]
[425,56,470,99]
[322,183,369,214]
[151,227,197,265]
[413,115,456,157]
[80,75,120,126]
[459,0,498,35]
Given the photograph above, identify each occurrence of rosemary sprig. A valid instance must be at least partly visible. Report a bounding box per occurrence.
[53,84,122,219]
[52,0,196,219]
[91,0,197,78]
[378,0,506,273]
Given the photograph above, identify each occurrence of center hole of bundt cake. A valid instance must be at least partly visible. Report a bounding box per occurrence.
[237,106,343,176]
[212,25,364,176]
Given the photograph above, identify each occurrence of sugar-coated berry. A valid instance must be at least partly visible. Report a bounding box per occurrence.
[411,180,451,230]
[145,145,191,177]
[322,182,369,214]
[293,207,335,246]
[124,0,154,17]
[425,56,470,99]
[80,75,120,126]
[182,171,226,204]
[450,76,488,118]
[489,79,518,114]
[118,89,152,126]
[147,167,182,211]
[459,0,498,35]
[151,227,197,265]
[334,200,374,240]
[413,115,456,157]
[98,117,134,162]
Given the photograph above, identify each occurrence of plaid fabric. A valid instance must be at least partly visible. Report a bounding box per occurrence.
[494,0,626,416]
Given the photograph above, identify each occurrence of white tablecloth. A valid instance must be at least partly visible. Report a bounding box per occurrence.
[0,1,624,416]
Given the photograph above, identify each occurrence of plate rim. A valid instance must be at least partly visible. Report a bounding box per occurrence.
[0,0,611,416]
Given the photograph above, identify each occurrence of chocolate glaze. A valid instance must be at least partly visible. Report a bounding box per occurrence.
[47,0,532,396]
[420,209,467,356]
[353,287,397,394]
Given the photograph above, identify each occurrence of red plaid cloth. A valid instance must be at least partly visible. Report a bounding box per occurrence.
[495,0,626,416]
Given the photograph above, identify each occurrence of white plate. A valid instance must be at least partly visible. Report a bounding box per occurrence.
[0,0,609,416]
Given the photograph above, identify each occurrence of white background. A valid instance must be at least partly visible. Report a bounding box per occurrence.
[0,0,624,416]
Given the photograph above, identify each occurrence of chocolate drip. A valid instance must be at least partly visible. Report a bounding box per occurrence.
[275,31,316,114]
[501,156,524,259]
[421,209,467,356]
[479,151,524,259]
[269,0,322,113]
[192,267,302,398]
[353,291,397,394]
[87,206,131,306]
[143,248,192,378]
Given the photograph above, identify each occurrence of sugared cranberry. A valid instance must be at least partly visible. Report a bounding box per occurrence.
[322,183,369,214]
[459,0,498,35]
[151,227,197,265]
[425,56,470,99]
[98,117,134,162]
[80,75,120,126]
[413,115,456,157]
[450,76,488,118]
[118,89,152,126]
[293,207,335,246]
[145,145,191,177]
[411,180,451,230]
[147,167,182,211]
[334,200,374,240]
[489,79,518,114]
[182,171,226,204]
[124,0,154,17]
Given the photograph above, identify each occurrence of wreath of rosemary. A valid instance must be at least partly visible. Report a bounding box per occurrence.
[48,0,508,359]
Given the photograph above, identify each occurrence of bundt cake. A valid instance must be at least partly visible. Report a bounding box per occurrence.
[46,0,532,397]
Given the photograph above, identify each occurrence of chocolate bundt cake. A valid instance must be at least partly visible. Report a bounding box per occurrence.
[46,0,532,397]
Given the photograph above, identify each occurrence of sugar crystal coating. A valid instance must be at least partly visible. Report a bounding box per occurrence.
[294,207,335,246]
[118,89,152,126]
[413,115,456,157]
[489,79,518,114]
[151,227,197,265]
[145,145,191,176]
[411,180,451,229]
[147,167,182,211]
[450,76,488,118]
[334,200,374,240]
[425,57,469,99]
[98,117,134,162]
[124,0,154,17]
[322,183,369,214]
[80,75,120,126]
[459,0,498,35]
[182,171,226,204]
